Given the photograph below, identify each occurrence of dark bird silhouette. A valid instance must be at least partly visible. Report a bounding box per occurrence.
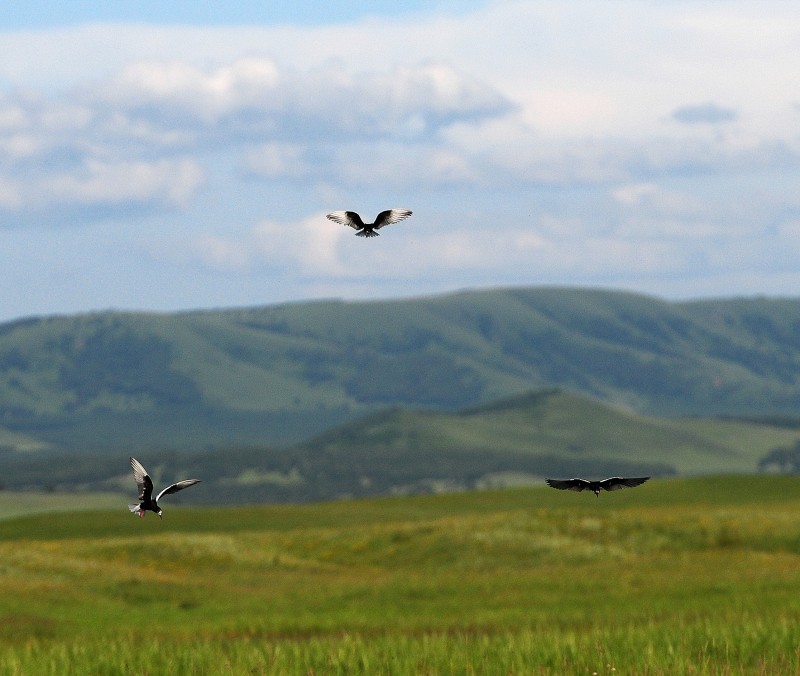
[128,456,201,518]
[545,476,650,497]
[326,209,412,237]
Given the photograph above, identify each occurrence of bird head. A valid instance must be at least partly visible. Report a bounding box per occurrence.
[157,510,163,519]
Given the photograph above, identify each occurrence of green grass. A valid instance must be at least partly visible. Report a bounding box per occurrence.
[0,491,123,521]
[1,476,800,673]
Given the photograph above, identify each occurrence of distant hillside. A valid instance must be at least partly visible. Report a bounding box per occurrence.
[293,388,800,489]
[3,286,800,452]
[2,389,798,503]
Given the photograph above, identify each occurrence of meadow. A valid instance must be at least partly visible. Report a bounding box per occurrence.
[1,475,799,674]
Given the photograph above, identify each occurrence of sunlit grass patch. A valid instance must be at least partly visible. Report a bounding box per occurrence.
[1,477,800,673]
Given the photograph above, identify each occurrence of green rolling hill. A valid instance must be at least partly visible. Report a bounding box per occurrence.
[3,286,800,457]
[3,285,800,503]
[2,388,798,503]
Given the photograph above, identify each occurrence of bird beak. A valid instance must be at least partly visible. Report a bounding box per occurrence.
[157,511,163,519]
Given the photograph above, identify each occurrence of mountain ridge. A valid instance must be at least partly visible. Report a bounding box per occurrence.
[3,286,800,453]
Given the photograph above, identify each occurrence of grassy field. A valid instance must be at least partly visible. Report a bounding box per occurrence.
[0,491,122,521]
[1,476,799,673]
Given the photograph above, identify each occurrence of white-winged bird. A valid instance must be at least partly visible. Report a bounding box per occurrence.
[545,476,649,497]
[128,456,201,519]
[326,209,412,237]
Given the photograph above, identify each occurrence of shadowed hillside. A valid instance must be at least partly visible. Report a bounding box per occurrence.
[3,287,800,453]
[2,389,798,503]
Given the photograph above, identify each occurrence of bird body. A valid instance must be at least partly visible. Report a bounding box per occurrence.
[129,456,201,518]
[545,476,650,497]
[326,209,412,237]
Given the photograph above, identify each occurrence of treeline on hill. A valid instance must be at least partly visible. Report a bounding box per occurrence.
[3,287,800,456]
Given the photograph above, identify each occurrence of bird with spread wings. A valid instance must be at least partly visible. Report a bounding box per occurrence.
[545,476,650,497]
[129,456,201,518]
[326,209,412,237]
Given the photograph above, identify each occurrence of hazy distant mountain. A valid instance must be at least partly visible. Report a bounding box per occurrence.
[2,286,800,454]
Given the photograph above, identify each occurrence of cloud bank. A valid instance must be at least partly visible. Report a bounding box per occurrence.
[1,1,800,320]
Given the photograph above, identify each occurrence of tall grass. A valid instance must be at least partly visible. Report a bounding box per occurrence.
[5,623,799,675]
[1,477,799,673]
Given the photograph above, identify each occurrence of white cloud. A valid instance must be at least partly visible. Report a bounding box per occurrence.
[0,102,28,130]
[48,158,204,206]
[252,214,349,275]
[611,183,707,218]
[86,57,281,124]
[612,183,659,206]
[0,53,512,221]
[191,234,252,271]
[184,221,692,296]
[0,157,205,216]
[2,3,800,319]
[174,215,681,284]
[0,178,21,209]
[180,213,351,276]
[80,56,510,144]
[2,6,799,199]
[243,143,309,179]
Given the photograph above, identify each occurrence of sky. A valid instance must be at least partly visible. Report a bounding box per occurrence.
[2,1,800,322]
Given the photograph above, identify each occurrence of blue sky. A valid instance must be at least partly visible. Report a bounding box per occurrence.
[2,1,800,322]
[1,1,484,28]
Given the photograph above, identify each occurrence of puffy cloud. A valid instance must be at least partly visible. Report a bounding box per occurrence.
[173,212,693,294]
[612,183,659,206]
[0,156,205,219]
[81,57,511,144]
[611,182,706,217]
[0,55,511,222]
[181,213,351,276]
[0,178,22,209]
[2,3,800,320]
[86,57,281,126]
[45,158,205,207]
[243,143,309,179]
[2,9,798,210]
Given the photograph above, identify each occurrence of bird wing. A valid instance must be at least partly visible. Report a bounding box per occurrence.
[599,476,650,492]
[155,479,202,502]
[373,208,412,230]
[326,211,364,230]
[545,478,592,492]
[130,457,154,502]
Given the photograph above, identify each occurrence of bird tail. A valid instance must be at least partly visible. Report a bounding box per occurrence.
[128,504,144,517]
[357,230,379,237]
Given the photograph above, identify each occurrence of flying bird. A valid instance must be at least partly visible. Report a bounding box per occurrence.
[128,456,201,519]
[326,209,412,237]
[545,476,650,497]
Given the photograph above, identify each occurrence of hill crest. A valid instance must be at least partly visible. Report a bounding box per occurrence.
[3,286,800,452]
